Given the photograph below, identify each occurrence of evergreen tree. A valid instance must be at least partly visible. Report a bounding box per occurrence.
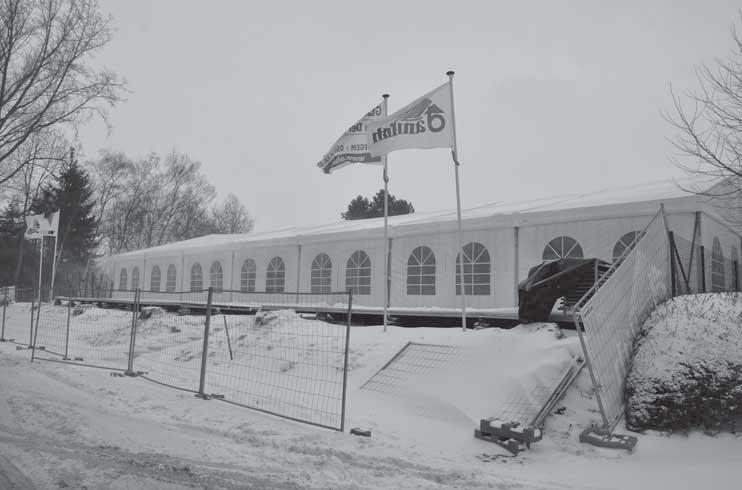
[32,161,98,287]
[341,190,414,220]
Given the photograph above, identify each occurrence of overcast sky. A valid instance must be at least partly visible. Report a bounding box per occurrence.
[79,0,740,232]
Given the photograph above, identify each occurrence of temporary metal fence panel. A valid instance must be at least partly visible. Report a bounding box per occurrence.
[132,290,209,392]
[575,209,671,430]
[20,287,353,431]
[32,290,136,371]
[204,291,352,431]
[361,342,463,397]
[0,287,40,347]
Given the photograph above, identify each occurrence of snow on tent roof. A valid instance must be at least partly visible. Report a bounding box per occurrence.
[111,176,707,259]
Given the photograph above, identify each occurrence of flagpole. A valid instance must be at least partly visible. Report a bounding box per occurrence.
[50,234,58,302]
[447,70,467,332]
[382,93,390,332]
[37,235,44,305]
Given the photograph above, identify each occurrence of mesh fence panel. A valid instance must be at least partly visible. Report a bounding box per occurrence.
[0,287,37,346]
[361,342,463,397]
[576,210,671,429]
[33,290,135,371]
[133,290,209,392]
[22,287,352,430]
[205,292,351,430]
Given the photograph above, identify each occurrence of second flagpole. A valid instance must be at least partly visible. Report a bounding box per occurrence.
[448,70,467,332]
[382,93,390,332]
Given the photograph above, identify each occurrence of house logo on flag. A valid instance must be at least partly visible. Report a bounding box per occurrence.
[367,82,453,157]
[371,98,447,145]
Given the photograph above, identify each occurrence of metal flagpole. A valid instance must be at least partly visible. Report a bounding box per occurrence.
[37,235,44,304]
[382,93,390,332]
[50,232,58,302]
[447,70,467,332]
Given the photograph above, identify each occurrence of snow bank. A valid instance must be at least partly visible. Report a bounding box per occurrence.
[626,293,742,432]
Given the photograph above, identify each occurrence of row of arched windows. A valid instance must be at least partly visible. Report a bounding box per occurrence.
[116,233,739,294]
[115,244,493,296]
[540,232,644,263]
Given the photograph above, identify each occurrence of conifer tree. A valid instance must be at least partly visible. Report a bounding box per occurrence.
[33,161,98,285]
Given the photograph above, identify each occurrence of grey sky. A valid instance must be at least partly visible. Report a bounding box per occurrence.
[79,0,740,232]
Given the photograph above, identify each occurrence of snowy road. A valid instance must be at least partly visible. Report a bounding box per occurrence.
[0,349,547,489]
[2,307,742,489]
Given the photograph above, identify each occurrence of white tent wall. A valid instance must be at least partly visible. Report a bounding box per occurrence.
[300,237,387,308]
[388,227,515,309]
[228,244,300,303]
[90,179,742,314]
[139,253,182,301]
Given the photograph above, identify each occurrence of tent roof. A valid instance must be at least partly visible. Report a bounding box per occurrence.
[109,175,711,259]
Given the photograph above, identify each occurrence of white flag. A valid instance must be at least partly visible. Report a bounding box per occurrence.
[317,103,386,174]
[367,82,453,157]
[24,211,59,240]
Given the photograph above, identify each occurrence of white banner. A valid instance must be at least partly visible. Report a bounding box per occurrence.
[24,211,59,240]
[367,82,453,157]
[317,103,385,174]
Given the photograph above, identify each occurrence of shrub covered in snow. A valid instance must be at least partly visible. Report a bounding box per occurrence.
[626,293,742,432]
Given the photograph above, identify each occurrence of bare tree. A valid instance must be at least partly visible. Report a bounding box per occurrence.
[668,16,742,223]
[92,150,222,254]
[0,0,124,185]
[211,193,254,234]
[2,129,67,282]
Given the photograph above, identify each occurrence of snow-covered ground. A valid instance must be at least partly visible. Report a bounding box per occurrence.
[0,303,741,489]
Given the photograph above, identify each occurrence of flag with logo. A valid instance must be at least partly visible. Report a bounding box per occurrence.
[367,82,453,157]
[24,211,59,240]
[317,103,386,174]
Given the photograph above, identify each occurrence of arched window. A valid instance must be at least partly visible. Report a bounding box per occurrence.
[346,250,371,295]
[311,253,332,294]
[241,259,256,293]
[166,265,177,292]
[543,236,584,261]
[191,263,203,292]
[119,268,127,290]
[131,267,140,290]
[150,265,161,292]
[612,231,644,262]
[266,257,285,293]
[210,261,223,291]
[407,246,436,295]
[456,242,491,295]
[711,237,725,292]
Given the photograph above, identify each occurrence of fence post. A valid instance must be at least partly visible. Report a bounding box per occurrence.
[668,231,677,296]
[196,287,214,399]
[340,290,353,432]
[735,260,740,292]
[125,289,141,375]
[1,286,7,342]
[699,245,706,292]
[63,299,72,360]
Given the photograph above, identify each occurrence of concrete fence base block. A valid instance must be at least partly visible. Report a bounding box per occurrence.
[579,426,637,451]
